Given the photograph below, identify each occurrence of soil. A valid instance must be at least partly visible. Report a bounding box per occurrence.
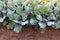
[0,25,60,40]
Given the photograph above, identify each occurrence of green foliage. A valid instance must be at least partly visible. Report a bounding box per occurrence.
[45,2,53,12]
[0,1,3,11]
[16,6,23,15]
[0,0,60,33]
[13,24,22,33]
[6,22,15,29]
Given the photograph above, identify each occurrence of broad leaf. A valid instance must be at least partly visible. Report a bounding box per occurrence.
[13,24,22,33]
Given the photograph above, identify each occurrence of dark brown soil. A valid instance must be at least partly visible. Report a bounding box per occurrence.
[0,25,60,40]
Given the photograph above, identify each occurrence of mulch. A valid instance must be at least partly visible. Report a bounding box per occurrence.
[0,25,60,40]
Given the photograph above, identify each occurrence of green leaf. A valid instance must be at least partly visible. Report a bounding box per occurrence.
[0,1,3,11]
[47,13,57,20]
[6,22,15,29]
[0,12,3,17]
[36,14,43,21]
[45,2,53,12]
[13,14,20,20]
[30,18,38,25]
[38,22,46,28]
[34,5,47,14]
[16,6,23,15]
[3,21,8,26]
[47,21,55,26]
[13,24,22,33]
[0,17,4,22]
[7,0,15,10]
[56,14,60,20]
[52,21,60,29]
[21,13,28,21]
[21,20,28,26]
[17,0,26,5]
[56,2,60,11]
[39,5,47,14]
[7,11,14,20]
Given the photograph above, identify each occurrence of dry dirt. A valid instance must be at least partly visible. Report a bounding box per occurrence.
[0,25,60,40]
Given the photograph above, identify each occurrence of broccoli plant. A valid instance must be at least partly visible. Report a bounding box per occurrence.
[0,0,60,33]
